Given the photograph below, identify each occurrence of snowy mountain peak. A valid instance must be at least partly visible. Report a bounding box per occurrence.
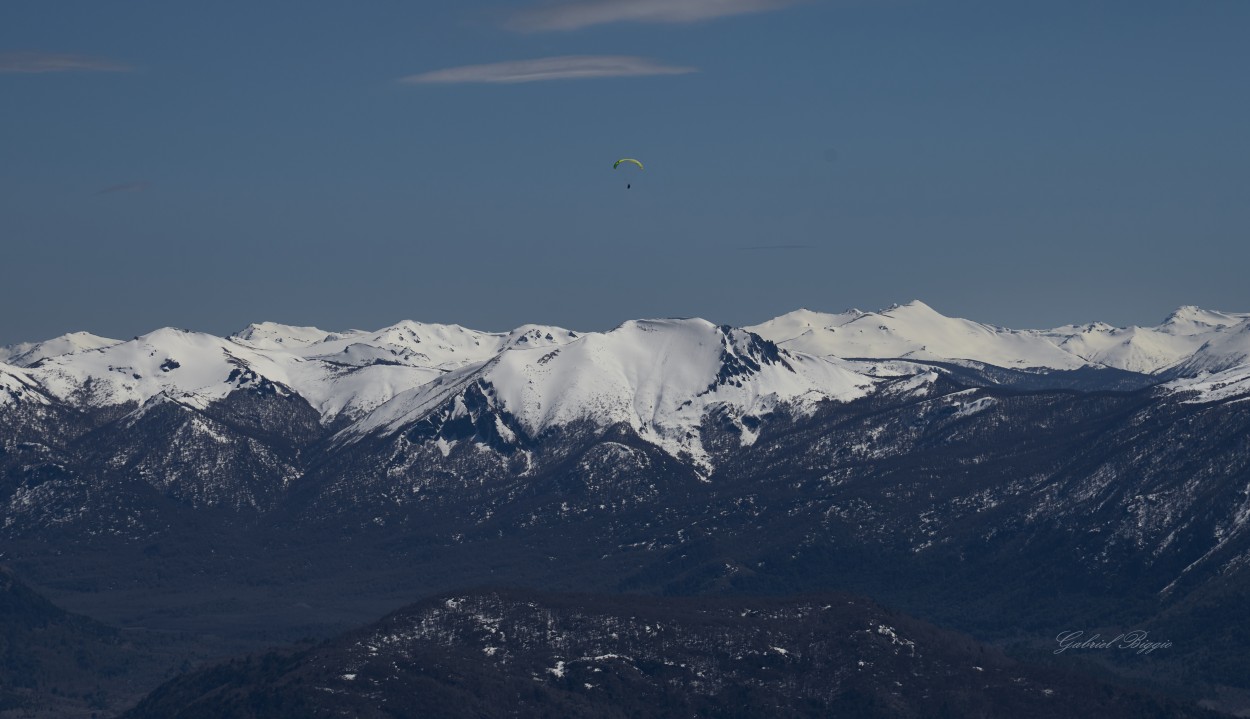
[752,302,1086,370]
[1166,319,1250,376]
[28,328,299,409]
[376,319,476,340]
[1159,306,1249,336]
[0,331,120,368]
[881,299,939,316]
[347,316,872,470]
[1166,305,1205,320]
[231,322,335,350]
[744,309,864,344]
[1037,309,1250,374]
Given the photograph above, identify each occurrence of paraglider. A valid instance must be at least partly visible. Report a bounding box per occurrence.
[614,158,643,189]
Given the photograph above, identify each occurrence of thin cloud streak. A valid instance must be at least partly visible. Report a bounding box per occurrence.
[738,243,814,250]
[401,55,696,84]
[95,182,149,196]
[510,0,804,31]
[0,51,133,74]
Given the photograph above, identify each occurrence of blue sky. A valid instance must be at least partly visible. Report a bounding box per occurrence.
[2,0,1248,344]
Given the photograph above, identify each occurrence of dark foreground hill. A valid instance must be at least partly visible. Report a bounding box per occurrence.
[123,589,1219,719]
[0,566,202,719]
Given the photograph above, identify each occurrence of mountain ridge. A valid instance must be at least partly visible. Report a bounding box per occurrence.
[4,301,1250,713]
[6,302,1248,458]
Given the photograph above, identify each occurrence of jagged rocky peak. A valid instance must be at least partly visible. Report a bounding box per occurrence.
[502,323,579,349]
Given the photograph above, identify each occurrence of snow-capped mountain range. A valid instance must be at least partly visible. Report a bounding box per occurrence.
[746,301,1250,374]
[7,302,1250,714]
[3,301,1249,465]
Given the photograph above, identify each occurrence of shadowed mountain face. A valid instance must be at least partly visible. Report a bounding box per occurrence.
[122,590,1219,719]
[4,374,1250,713]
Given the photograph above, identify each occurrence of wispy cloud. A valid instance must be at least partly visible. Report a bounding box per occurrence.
[509,0,804,31]
[0,51,133,74]
[95,182,149,196]
[739,243,814,250]
[401,55,696,84]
